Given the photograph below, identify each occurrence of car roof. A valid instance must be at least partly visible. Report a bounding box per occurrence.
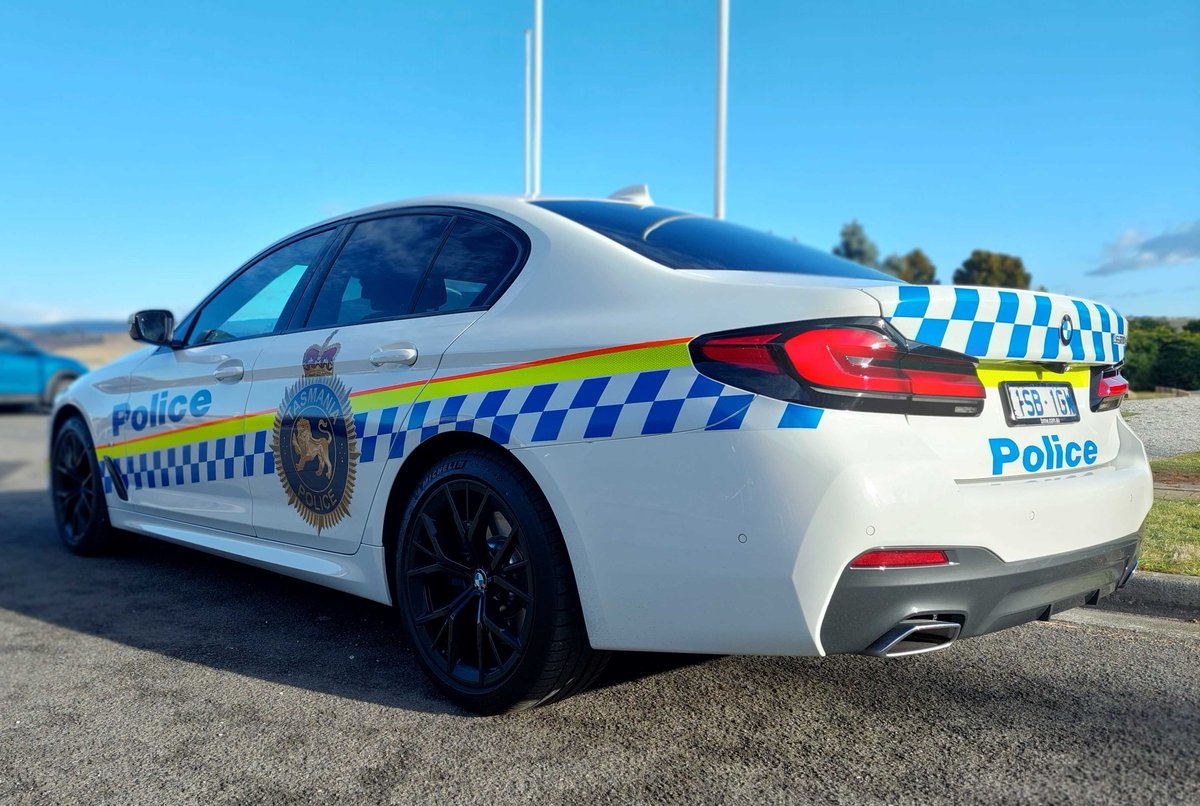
[269,194,692,250]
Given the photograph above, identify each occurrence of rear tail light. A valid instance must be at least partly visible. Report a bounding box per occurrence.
[691,319,985,416]
[696,332,782,374]
[1090,367,1128,412]
[849,549,950,569]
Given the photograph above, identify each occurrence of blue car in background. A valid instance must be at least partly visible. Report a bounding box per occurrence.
[0,328,88,408]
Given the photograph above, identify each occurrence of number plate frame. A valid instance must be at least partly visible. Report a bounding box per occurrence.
[999,381,1080,427]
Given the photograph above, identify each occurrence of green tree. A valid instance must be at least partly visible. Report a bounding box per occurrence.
[1122,318,1200,391]
[1154,334,1200,390]
[1183,319,1200,334]
[952,250,1031,289]
[1123,326,1167,390]
[833,220,879,269]
[881,249,938,284]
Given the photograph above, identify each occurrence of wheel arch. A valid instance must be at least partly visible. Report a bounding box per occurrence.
[375,430,601,640]
[42,370,80,407]
[50,402,88,441]
[379,431,519,605]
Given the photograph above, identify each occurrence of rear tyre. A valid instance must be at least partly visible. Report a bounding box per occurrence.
[51,416,117,555]
[395,448,608,714]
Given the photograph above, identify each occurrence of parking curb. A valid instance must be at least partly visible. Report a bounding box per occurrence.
[1098,570,1200,621]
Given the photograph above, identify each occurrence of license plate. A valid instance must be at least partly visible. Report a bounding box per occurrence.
[1000,382,1080,426]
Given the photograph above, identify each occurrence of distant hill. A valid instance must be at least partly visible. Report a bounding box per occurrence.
[12,320,127,351]
[23,319,127,336]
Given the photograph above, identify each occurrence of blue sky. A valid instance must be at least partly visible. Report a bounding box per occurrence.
[0,0,1196,323]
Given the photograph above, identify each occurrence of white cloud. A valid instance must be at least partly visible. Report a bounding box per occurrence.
[1089,220,1200,275]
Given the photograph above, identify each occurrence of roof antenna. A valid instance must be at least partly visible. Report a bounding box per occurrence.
[607,184,654,206]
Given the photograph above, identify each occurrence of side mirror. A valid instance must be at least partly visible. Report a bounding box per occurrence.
[129,309,175,346]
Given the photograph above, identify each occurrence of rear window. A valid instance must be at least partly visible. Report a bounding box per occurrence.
[533,200,892,280]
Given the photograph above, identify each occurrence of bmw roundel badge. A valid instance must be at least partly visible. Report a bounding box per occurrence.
[271,331,359,533]
[1059,314,1074,346]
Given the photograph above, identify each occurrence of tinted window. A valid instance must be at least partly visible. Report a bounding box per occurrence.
[306,215,451,328]
[414,218,519,314]
[0,331,29,352]
[534,200,893,281]
[189,230,334,346]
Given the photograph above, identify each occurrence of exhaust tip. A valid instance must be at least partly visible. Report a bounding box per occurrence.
[863,618,961,658]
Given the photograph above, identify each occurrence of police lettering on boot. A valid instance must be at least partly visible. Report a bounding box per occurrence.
[112,389,212,436]
[988,435,1099,475]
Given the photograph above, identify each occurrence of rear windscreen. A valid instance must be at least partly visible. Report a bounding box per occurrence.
[533,200,893,281]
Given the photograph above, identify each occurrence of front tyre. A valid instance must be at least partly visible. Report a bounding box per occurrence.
[395,449,607,714]
[51,416,117,555]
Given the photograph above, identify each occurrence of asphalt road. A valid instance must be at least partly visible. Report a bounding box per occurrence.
[2,411,1198,805]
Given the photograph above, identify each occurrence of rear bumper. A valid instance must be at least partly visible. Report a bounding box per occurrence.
[513,400,1152,656]
[820,534,1140,654]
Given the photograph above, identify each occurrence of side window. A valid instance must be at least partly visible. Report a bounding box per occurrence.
[306,215,451,328]
[414,218,520,314]
[188,230,334,346]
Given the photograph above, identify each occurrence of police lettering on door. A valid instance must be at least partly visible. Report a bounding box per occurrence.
[112,389,212,436]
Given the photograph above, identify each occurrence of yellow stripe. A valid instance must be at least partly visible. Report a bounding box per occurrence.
[95,415,246,459]
[976,363,1090,388]
[418,341,691,401]
[351,382,425,414]
[97,339,694,458]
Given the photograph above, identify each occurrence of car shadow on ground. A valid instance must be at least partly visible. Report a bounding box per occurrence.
[0,488,705,715]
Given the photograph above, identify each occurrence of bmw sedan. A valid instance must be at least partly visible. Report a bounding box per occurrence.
[49,192,1152,713]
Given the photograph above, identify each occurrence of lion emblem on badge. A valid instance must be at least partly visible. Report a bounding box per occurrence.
[271,332,359,533]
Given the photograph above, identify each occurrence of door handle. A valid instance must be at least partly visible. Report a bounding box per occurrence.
[370,347,418,367]
[212,361,244,383]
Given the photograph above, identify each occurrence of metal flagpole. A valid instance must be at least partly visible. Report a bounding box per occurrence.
[715,0,728,219]
[532,0,543,198]
[524,28,532,196]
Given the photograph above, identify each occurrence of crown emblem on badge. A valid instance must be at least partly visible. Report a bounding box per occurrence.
[302,331,340,377]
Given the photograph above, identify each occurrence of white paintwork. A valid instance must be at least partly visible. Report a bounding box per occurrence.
[512,407,1151,655]
[119,342,261,535]
[245,312,482,554]
[53,193,1154,658]
[109,507,392,603]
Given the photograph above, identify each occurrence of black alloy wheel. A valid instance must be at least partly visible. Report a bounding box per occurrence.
[51,416,116,555]
[396,449,607,713]
[404,477,534,688]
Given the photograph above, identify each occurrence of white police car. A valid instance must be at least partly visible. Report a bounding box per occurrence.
[50,191,1153,713]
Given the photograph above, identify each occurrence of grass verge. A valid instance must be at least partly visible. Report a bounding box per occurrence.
[1150,452,1200,482]
[1138,499,1200,576]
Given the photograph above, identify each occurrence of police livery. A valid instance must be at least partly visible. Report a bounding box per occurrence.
[49,191,1153,713]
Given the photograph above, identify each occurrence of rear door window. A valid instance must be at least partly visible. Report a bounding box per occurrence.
[413,218,521,314]
[306,215,453,328]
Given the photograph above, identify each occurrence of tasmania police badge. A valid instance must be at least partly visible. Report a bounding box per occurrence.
[272,332,359,533]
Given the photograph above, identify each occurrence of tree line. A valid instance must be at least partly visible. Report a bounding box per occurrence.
[832,220,1037,289]
[831,220,1199,390]
[1124,318,1200,391]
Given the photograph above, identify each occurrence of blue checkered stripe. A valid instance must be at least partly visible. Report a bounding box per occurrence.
[101,431,276,495]
[102,368,825,493]
[353,367,824,464]
[883,286,1126,364]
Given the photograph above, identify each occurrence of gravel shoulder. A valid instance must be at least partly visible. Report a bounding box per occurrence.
[1122,396,1200,459]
